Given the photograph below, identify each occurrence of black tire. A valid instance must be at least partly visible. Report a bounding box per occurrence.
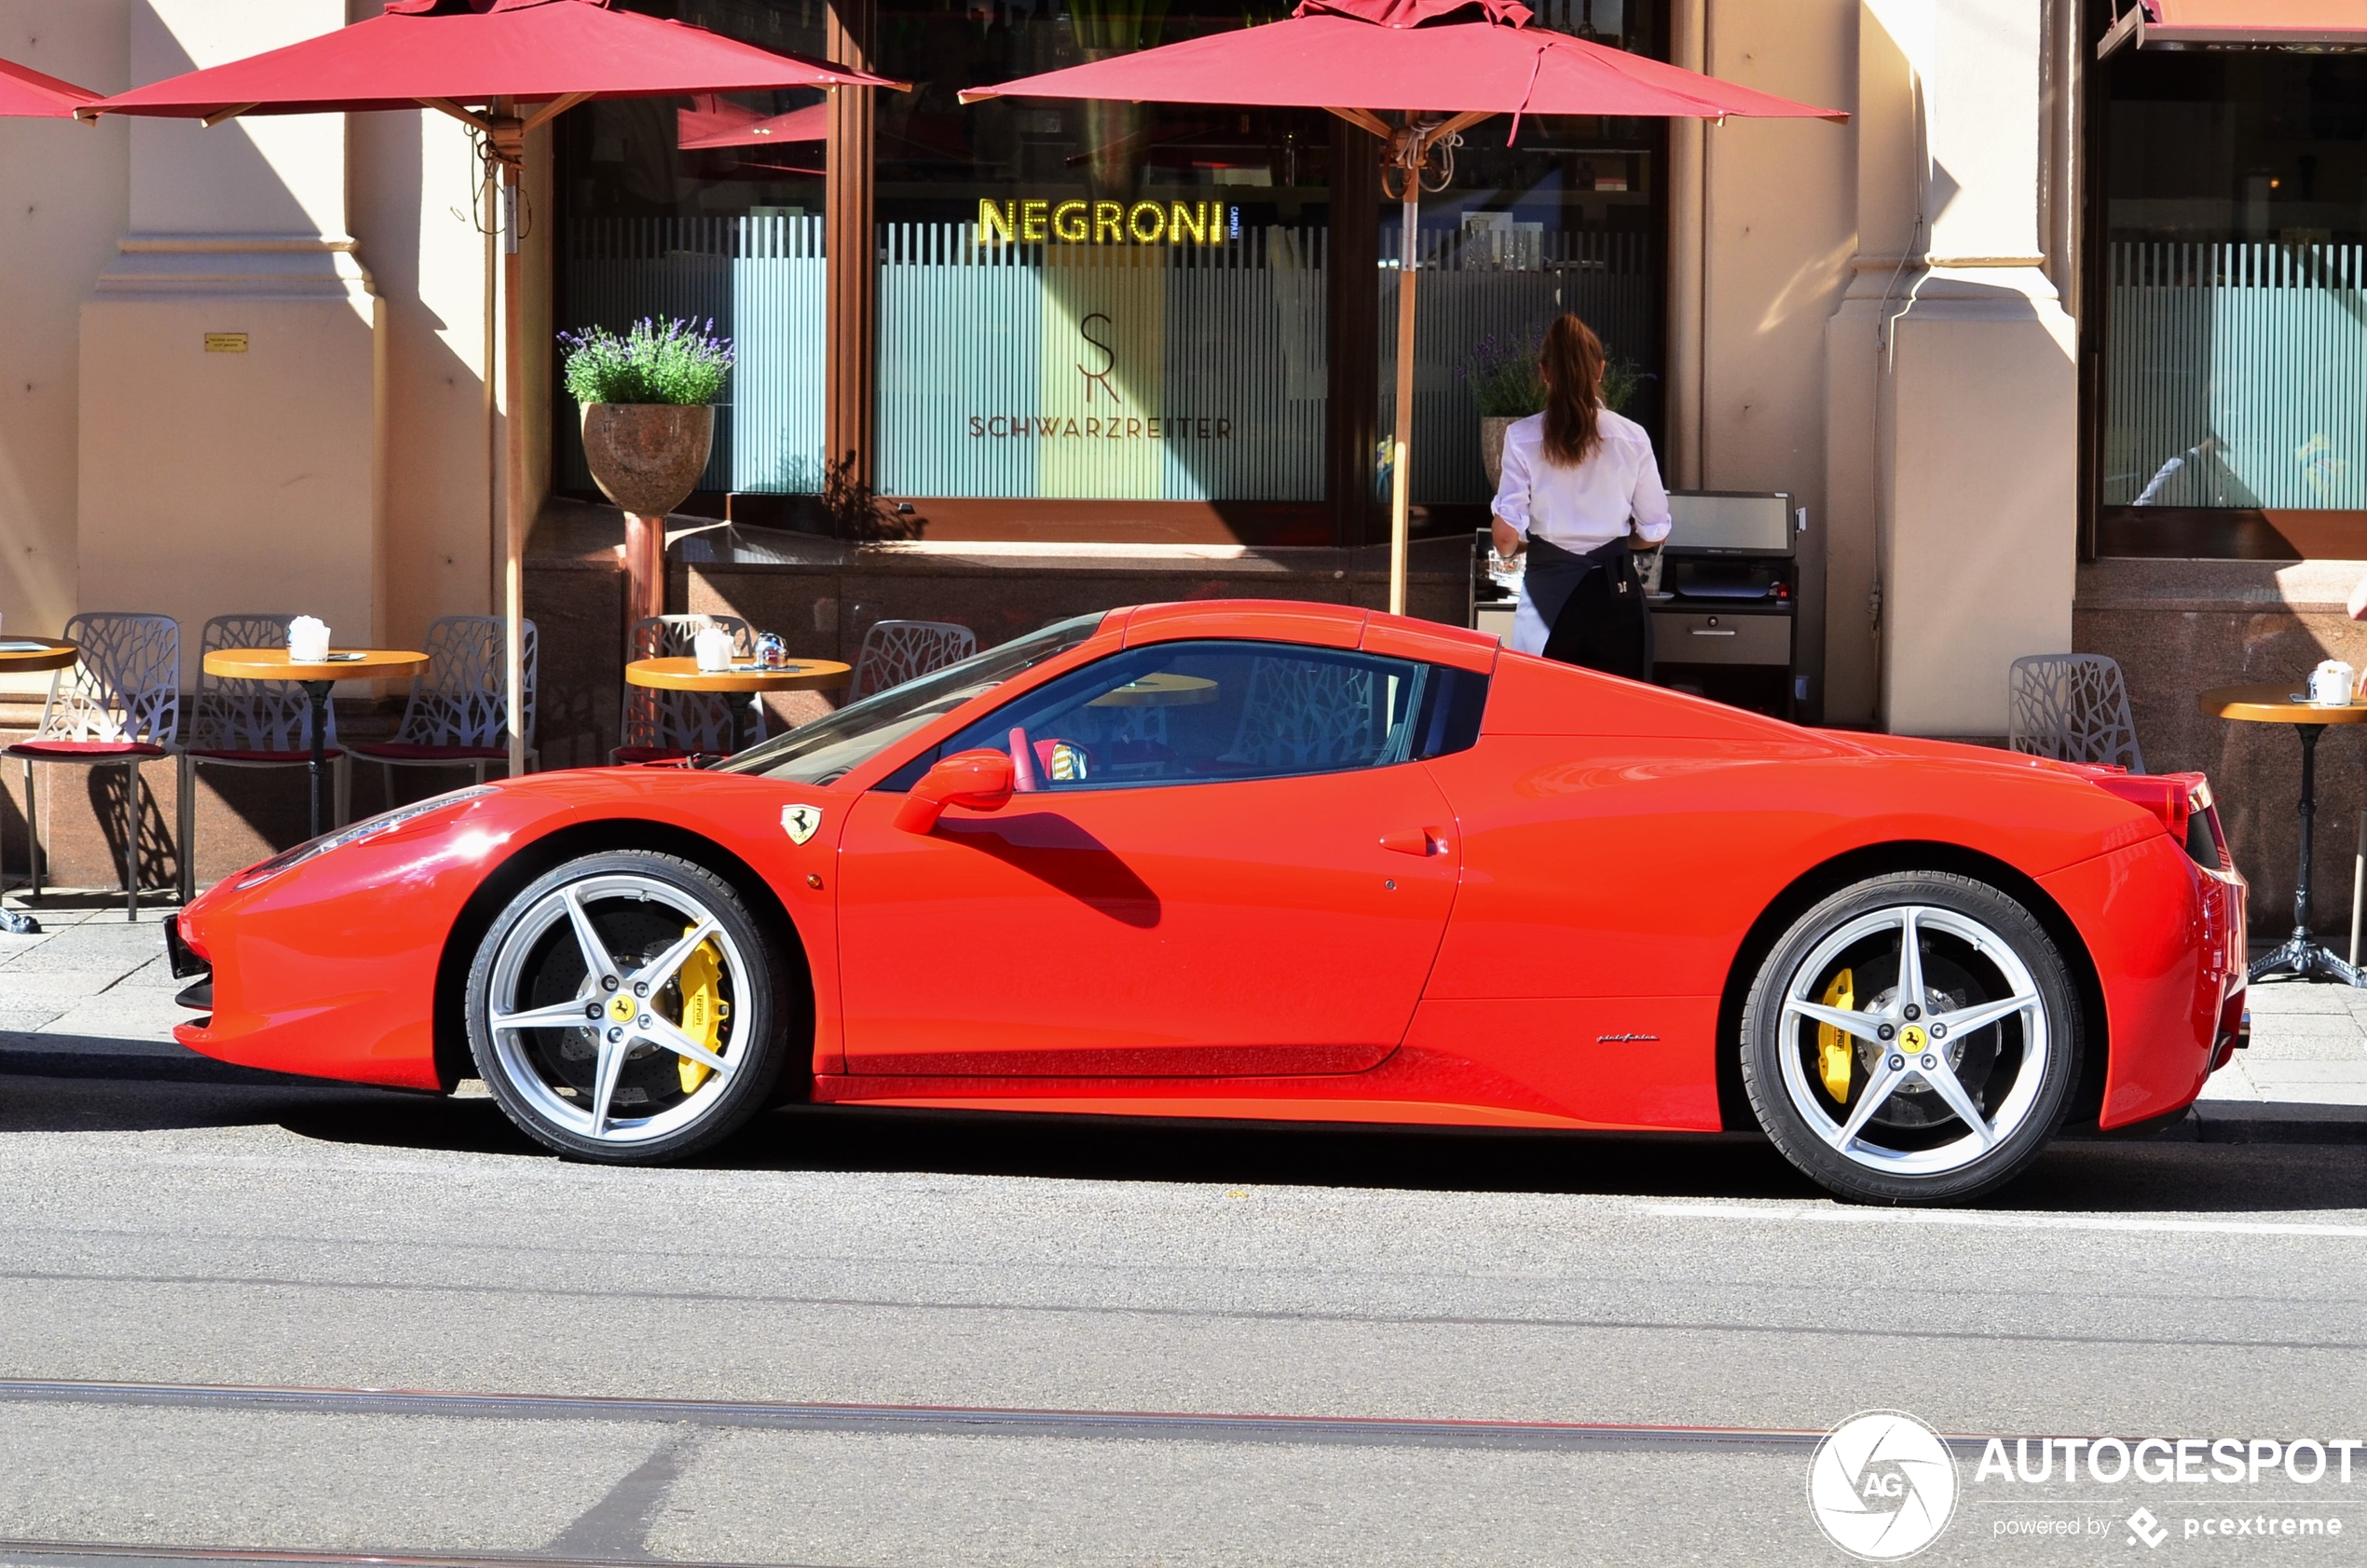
[1740,870,2083,1205]
[466,850,788,1163]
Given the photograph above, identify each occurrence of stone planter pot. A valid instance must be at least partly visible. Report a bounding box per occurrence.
[1480,415,1518,492]
[581,402,713,623]
[581,402,713,515]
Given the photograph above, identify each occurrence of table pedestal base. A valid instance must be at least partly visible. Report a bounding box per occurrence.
[2251,927,2360,986]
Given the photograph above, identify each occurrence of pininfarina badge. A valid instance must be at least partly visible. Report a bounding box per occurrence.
[781,803,823,845]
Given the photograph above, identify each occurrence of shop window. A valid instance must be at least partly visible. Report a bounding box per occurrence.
[872,0,1335,504]
[2094,41,2367,552]
[554,1,834,498]
[1379,0,1668,509]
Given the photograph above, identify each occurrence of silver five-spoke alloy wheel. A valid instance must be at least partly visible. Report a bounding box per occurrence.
[1742,870,2081,1205]
[467,851,787,1162]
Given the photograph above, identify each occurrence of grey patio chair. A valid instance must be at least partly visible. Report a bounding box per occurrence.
[4,612,180,920]
[349,616,539,804]
[849,620,978,702]
[177,614,352,904]
[613,613,763,763]
[2007,653,2144,772]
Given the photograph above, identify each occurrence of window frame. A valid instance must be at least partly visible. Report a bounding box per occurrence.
[877,636,1487,795]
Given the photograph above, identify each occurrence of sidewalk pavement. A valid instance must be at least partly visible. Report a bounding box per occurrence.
[0,900,2362,1141]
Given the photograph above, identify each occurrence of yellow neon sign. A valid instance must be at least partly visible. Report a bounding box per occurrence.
[977,198,1233,246]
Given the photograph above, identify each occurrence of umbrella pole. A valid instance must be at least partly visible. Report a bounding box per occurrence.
[483,153,499,647]
[1387,136,1421,619]
[500,117,528,780]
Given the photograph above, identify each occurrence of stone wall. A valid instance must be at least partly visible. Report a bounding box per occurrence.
[2077,558,2367,945]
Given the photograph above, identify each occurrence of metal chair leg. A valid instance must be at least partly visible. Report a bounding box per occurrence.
[334,754,351,829]
[177,754,197,906]
[472,761,486,787]
[124,759,140,921]
[380,762,395,814]
[24,757,39,902]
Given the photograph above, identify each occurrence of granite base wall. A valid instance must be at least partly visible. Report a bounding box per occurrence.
[2078,558,2367,943]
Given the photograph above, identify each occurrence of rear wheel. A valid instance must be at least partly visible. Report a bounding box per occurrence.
[466,850,787,1163]
[1740,871,2082,1205]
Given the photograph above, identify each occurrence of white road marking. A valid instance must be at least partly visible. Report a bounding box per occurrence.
[1636,1201,2367,1239]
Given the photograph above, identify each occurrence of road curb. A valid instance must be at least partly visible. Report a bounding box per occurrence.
[2186,1100,2367,1145]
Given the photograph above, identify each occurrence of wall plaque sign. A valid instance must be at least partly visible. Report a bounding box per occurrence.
[204,333,250,353]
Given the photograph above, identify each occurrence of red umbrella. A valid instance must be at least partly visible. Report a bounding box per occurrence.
[82,0,903,775]
[965,0,1845,613]
[680,97,828,150]
[2,56,101,118]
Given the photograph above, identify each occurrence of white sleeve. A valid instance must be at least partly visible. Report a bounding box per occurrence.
[1629,433,1673,544]
[1491,428,1534,538]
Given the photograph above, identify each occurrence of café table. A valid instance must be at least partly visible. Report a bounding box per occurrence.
[624,656,853,756]
[205,648,430,839]
[0,637,79,932]
[2198,682,2367,985]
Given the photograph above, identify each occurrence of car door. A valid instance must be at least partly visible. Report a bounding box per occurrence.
[834,639,1479,1076]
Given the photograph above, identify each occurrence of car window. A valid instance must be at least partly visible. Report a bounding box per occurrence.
[884,640,1485,792]
[718,612,1103,786]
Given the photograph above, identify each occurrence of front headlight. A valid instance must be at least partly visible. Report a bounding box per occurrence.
[234,785,498,891]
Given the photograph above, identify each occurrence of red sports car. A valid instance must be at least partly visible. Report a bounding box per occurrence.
[165,601,2247,1203]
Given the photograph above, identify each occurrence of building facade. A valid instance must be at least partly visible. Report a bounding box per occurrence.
[4,0,2365,899]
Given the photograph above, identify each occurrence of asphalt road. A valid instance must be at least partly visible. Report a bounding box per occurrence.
[0,1066,2362,1568]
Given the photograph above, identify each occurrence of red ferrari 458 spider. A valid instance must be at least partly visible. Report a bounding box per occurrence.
[165,601,2247,1203]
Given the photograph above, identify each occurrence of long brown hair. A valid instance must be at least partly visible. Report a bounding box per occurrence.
[1538,314,1607,468]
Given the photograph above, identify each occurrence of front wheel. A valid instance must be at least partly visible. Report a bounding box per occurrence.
[1739,871,2083,1205]
[466,850,787,1163]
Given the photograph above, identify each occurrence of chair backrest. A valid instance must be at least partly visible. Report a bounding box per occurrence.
[1227,653,1383,771]
[620,614,754,755]
[391,616,538,749]
[851,620,978,701]
[2008,653,2144,773]
[190,614,337,751]
[38,613,179,747]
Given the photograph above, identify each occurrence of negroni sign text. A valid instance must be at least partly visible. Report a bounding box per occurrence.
[978,198,1238,246]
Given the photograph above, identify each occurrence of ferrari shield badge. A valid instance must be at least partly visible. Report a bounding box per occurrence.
[781,803,824,846]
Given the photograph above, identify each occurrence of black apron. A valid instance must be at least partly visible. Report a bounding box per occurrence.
[1523,534,1653,681]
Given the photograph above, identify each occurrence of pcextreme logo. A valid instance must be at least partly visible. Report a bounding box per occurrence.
[1808,1411,1960,1561]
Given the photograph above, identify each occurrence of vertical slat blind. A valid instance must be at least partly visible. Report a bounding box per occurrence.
[2105,241,2365,510]
[1376,225,1656,506]
[559,215,828,496]
[876,222,1329,501]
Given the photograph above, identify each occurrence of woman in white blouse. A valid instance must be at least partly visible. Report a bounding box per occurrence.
[1489,314,1673,675]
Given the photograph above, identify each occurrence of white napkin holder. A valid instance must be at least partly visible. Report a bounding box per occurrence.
[693,626,734,674]
[287,616,331,662]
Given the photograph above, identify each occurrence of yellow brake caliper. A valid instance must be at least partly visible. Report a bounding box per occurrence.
[1816,968,1855,1103]
[675,930,730,1094]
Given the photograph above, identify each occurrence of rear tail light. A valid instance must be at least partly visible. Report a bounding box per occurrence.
[2092,771,2230,871]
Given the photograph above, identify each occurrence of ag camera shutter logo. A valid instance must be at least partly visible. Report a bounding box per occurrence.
[1808,1411,1959,1560]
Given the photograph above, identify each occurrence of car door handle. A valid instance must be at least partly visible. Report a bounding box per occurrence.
[1381,827,1447,857]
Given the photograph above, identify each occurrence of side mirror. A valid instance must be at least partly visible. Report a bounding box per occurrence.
[894,748,1017,834]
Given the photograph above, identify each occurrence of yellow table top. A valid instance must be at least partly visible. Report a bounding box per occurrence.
[1088,673,1220,708]
[204,648,430,682]
[626,656,852,694]
[2199,682,2367,725]
[0,637,78,675]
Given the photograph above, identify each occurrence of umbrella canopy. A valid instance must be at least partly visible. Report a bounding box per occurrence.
[80,0,902,777]
[964,0,1843,616]
[1,56,101,118]
[88,0,891,122]
[679,97,829,150]
[960,0,1844,127]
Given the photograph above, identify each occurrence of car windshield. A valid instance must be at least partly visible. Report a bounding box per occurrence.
[716,612,1107,785]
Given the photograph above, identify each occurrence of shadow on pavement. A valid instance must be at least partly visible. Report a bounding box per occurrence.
[4,1050,2362,1210]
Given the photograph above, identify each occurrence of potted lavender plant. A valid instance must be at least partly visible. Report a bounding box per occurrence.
[1462,327,1645,490]
[560,317,736,620]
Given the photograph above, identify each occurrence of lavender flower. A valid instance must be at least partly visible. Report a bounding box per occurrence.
[560,316,737,407]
